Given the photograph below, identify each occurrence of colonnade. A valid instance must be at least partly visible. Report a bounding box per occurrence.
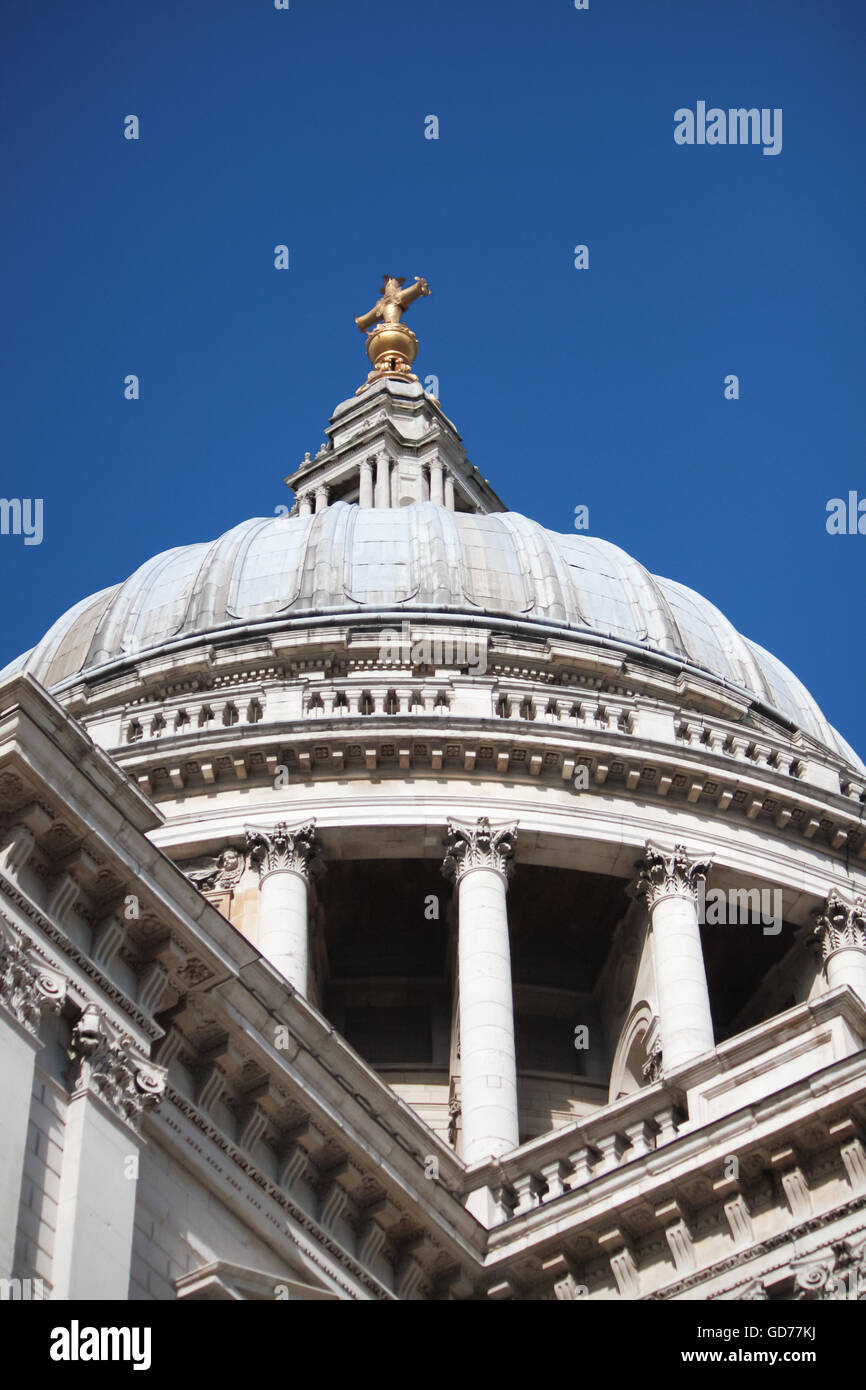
[243,821,866,1170]
[295,451,457,515]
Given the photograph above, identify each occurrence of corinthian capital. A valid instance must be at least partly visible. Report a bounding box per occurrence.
[632,842,713,909]
[442,816,518,884]
[0,928,66,1038]
[245,822,320,881]
[813,891,866,961]
[68,1004,166,1132]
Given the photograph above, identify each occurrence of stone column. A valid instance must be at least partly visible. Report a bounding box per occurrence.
[374,453,390,509]
[314,485,329,514]
[53,1005,166,1300]
[359,458,374,508]
[429,459,445,506]
[444,476,456,511]
[443,818,519,1167]
[814,892,866,1008]
[298,493,313,517]
[246,822,320,995]
[0,929,65,1280]
[632,843,715,1072]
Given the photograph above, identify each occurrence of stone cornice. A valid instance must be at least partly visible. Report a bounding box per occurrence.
[0,880,160,1041]
[151,1087,393,1301]
[653,1204,866,1302]
[482,1053,866,1296]
[111,716,866,865]
[52,617,862,780]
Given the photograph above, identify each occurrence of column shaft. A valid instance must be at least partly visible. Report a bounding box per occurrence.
[633,843,715,1073]
[826,949,866,1007]
[649,893,715,1069]
[374,454,390,508]
[359,459,374,508]
[259,869,309,994]
[246,822,319,998]
[429,461,445,506]
[457,867,520,1163]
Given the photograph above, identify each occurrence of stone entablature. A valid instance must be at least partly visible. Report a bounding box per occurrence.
[53,617,861,874]
[110,722,865,873]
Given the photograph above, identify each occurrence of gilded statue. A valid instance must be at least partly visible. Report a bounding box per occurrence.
[354,275,431,334]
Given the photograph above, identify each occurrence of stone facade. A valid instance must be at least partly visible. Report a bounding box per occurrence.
[1,373,866,1301]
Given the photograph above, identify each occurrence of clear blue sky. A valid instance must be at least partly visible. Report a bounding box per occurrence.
[1,0,864,754]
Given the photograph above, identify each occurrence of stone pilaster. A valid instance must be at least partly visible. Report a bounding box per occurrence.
[443,818,519,1175]
[0,928,66,1279]
[53,1004,165,1299]
[246,822,320,995]
[632,842,715,1072]
[813,891,866,1007]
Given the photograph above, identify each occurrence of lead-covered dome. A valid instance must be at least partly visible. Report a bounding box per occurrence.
[7,503,861,770]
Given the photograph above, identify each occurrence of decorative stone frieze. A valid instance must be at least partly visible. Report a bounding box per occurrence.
[246,822,320,882]
[632,841,713,908]
[67,1003,166,1131]
[442,816,518,884]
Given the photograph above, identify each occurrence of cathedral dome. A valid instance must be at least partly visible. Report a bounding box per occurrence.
[8,501,861,771]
